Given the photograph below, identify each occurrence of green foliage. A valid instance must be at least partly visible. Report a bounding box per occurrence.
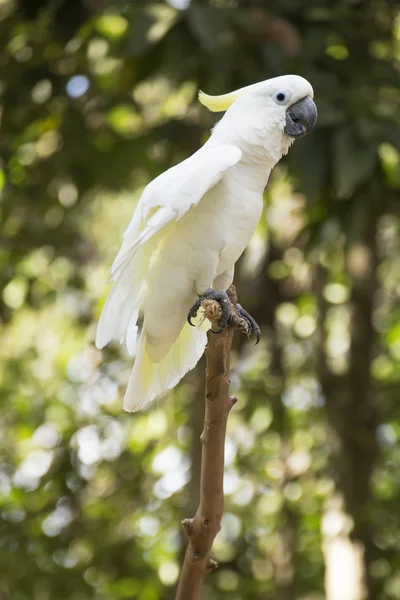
[0,1,399,599]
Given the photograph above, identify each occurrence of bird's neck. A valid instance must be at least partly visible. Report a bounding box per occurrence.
[206,131,292,193]
[231,152,273,194]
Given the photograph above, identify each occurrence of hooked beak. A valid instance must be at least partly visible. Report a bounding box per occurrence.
[284,96,317,138]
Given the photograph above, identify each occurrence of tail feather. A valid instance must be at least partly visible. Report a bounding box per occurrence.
[95,243,153,352]
[95,275,141,351]
[123,322,208,412]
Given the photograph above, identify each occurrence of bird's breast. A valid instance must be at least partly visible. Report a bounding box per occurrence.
[155,160,267,289]
[206,170,264,269]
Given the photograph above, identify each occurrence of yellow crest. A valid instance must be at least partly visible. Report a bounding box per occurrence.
[198,82,258,112]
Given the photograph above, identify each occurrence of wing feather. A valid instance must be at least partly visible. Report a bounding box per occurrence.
[95,144,242,352]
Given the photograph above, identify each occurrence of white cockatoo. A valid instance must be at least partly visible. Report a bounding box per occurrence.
[96,74,317,412]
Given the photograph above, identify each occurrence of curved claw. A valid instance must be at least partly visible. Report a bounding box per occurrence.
[210,327,224,335]
[187,298,202,327]
[236,303,261,344]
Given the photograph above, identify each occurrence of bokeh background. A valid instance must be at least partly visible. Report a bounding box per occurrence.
[0,1,399,599]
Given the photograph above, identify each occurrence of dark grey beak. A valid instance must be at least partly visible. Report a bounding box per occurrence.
[284,96,317,138]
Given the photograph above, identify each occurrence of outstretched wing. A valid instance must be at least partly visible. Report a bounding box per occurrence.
[95,144,242,351]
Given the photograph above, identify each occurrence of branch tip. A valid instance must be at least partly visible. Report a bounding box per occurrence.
[230,395,238,407]
[181,518,193,536]
[202,299,222,325]
[207,558,219,572]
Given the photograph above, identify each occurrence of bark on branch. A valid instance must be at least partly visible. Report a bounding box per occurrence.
[175,285,246,600]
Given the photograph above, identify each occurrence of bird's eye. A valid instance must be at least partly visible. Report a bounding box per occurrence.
[273,91,288,105]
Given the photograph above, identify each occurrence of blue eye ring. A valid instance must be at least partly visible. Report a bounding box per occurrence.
[274,91,288,104]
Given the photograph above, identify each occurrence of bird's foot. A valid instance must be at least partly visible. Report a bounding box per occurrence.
[235,303,261,345]
[187,289,261,343]
[187,288,231,333]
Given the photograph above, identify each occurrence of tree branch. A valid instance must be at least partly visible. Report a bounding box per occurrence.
[175,284,245,600]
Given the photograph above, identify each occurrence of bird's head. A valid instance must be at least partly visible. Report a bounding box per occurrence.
[199,75,317,163]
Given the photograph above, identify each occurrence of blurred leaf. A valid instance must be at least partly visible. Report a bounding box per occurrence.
[333,127,377,198]
[95,14,129,41]
[124,4,179,56]
[187,4,231,51]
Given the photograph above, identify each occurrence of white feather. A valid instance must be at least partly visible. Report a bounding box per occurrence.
[123,322,207,412]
